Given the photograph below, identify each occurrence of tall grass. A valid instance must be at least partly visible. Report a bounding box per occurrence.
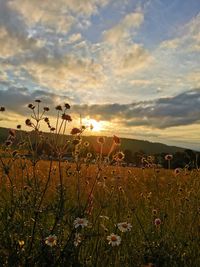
[0,102,199,267]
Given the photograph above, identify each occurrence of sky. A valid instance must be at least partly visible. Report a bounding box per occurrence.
[0,0,200,150]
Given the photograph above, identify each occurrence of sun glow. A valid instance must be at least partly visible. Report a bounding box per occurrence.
[83,118,103,132]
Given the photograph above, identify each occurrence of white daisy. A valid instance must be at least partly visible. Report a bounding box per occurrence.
[73,217,88,229]
[107,233,121,246]
[117,222,132,232]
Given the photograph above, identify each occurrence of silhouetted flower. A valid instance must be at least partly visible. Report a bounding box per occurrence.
[25,119,32,126]
[71,128,81,135]
[28,104,35,109]
[43,107,49,111]
[64,103,70,109]
[165,154,173,161]
[55,105,62,111]
[62,114,72,121]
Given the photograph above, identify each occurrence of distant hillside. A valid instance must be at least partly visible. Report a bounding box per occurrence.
[0,127,185,155]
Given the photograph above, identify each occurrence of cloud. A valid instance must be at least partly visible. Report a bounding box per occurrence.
[117,44,152,74]
[67,33,82,44]
[0,0,36,54]
[0,86,72,116]
[160,38,181,50]
[103,11,144,43]
[11,0,110,33]
[72,88,200,129]
[159,12,200,52]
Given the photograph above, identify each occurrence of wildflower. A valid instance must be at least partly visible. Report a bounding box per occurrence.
[45,235,57,247]
[107,233,121,246]
[35,99,41,103]
[62,114,72,121]
[25,119,32,126]
[55,105,62,111]
[28,103,35,109]
[73,218,88,229]
[64,103,71,109]
[74,233,82,247]
[44,117,49,123]
[164,154,173,161]
[113,135,120,145]
[114,151,125,161]
[43,107,49,111]
[18,240,25,248]
[84,141,90,147]
[97,136,105,144]
[71,128,81,135]
[154,218,161,226]
[87,152,92,158]
[17,124,21,129]
[0,106,5,111]
[117,222,132,232]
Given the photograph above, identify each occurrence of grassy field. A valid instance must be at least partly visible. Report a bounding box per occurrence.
[0,155,199,266]
[0,103,199,267]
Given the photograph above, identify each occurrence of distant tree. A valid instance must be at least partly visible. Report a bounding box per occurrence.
[184,149,196,169]
[124,149,133,164]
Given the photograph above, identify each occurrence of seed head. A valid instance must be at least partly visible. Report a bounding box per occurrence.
[43,107,49,111]
[71,128,81,135]
[62,114,72,121]
[64,103,70,109]
[25,119,32,126]
[55,105,62,111]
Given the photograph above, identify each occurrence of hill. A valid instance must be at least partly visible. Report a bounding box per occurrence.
[0,127,185,155]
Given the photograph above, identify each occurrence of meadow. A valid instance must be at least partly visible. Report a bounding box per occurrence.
[0,102,199,267]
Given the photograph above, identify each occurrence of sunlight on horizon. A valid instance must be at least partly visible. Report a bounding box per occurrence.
[82,117,107,133]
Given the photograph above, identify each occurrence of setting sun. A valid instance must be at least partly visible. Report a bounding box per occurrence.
[83,118,103,132]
